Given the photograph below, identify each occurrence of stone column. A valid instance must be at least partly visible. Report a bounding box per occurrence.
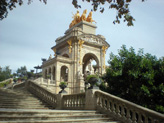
[72,41,78,94]
[55,62,61,94]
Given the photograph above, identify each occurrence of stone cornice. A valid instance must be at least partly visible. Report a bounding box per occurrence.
[77,34,110,48]
[42,55,73,67]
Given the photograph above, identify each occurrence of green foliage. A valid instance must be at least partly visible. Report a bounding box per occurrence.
[103,45,164,113]
[27,72,34,78]
[72,0,146,26]
[0,66,12,81]
[46,75,50,79]
[59,81,67,86]
[16,66,27,78]
[86,74,99,82]
[0,0,146,26]
[0,80,10,88]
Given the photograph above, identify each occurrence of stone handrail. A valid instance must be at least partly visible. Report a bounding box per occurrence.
[12,81,25,89]
[34,78,55,87]
[95,90,164,123]
[0,78,11,83]
[63,93,85,110]
[23,80,164,122]
[27,80,57,108]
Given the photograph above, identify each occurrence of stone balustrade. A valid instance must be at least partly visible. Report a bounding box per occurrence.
[25,80,164,123]
[95,90,164,123]
[34,77,55,87]
[27,80,57,108]
[63,93,85,110]
[0,78,12,83]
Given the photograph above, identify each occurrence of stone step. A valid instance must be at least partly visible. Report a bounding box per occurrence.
[0,95,39,98]
[0,87,121,123]
[0,109,97,115]
[0,118,121,123]
[0,96,39,99]
[0,100,45,105]
[0,91,32,95]
[0,88,53,110]
[0,104,47,107]
[0,103,52,108]
[0,100,42,103]
[0,97,42,101]
[0,114,108,121]
[0,106,49,109]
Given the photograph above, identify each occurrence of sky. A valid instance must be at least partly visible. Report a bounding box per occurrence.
[0,0,164,73]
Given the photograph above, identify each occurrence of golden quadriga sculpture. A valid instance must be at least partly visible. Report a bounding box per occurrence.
[69,9,96,28]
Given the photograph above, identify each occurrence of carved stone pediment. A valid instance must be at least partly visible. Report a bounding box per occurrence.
[78,34,109,47]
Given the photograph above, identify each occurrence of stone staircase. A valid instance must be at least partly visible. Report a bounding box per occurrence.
[0,88,120,123]
[0,88,52,109]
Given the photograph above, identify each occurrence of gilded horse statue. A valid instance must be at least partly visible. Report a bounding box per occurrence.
[80,9,87,21]
[69,10,81,28]
[86,11,96,23]
[69,9,96,28]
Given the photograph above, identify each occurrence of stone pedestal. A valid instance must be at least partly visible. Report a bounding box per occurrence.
[85,89,97,110]
[55,93,67,109]
[78,75,85,93]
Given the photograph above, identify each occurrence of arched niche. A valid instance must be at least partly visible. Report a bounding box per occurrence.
[44,69,47,79]
[60,66,69,82]
[52,66,56,80]
[48,67,51,74]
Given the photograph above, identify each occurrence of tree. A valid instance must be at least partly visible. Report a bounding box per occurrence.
[16,66,27,79]
[0,0,146,26]
[103,45,164,113]
[0,66,12,81]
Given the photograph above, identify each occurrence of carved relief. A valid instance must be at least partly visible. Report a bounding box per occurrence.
[67,40,72,54]
[78,40,85,65]
[79,35,108,46]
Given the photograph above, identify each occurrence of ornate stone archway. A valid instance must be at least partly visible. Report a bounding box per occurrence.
[42,13,110,94]
[82,53,99,79]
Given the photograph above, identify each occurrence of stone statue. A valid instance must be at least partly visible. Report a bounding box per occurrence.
[86,11,96,23]
[49,54,52,59]
[80,9,87,21]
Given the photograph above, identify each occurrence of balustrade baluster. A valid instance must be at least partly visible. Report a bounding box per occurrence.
[126,109,132,122]
[116,103,121,117]
[78,96,83,108]
[82,95,85,108]
[102,97,105,109]
[107,99,111,112]
[111,101,116,114]
[97,93,101,107]
[100,94,103,108]
[65,97,67,108]
[149,117,155,123]
[121,105,126,120]
[144,116,149,123]
[75,96,77,108]
[132,111,137,123]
